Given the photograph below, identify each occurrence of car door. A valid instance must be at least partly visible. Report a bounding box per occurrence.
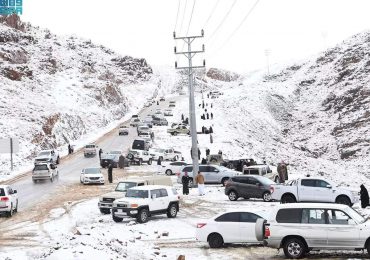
[313,180,335,202]
[326,209,361,248]
[300,209,329,247]
[199,166,210,183]
[244,177,260,198]
[149,189,163,211]
[214,212,241,243]
[239,212,262,242]
[207,166,219,183]
[299,179,316,201]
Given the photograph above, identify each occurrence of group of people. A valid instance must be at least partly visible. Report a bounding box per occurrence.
[201,126,213,134]
[181,171,205,196]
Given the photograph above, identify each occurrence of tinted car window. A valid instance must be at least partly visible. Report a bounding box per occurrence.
[246,177,258,185]
[159,189,168,197]
[232,177,246,183]
[132,140,145,150]
[301,209,326,224]
[0,188,5,196]
[316,180,330,188]
[240,212,262,223]
[215,212,240,222]
[151,189,161,198]
[183,166,193,172]
[208,166,218,172]
[199,166,208,172]
[33,164,48,171]
[301,179,316,187]
[249,169,259,175]
[276,209,302,223]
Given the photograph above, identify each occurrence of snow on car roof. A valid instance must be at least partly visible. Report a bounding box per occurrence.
[275,203,349,210]
[130,185,170,190]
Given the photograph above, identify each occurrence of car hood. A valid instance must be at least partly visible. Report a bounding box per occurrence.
[83,173,103,178]
[115,197,147,204]
[101,191,125,199]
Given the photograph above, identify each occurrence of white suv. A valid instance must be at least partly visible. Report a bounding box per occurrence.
[0,185,18,217]
[126,150,153,165]
[111,185,180,223]
[255,203,370,258]
[32,163,59,183]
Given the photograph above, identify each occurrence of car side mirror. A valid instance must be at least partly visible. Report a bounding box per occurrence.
[151,194,157,199]
[326,185,332,189]
[13,190,17,194]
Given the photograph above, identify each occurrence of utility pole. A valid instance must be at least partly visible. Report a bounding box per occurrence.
[174,30,205,185]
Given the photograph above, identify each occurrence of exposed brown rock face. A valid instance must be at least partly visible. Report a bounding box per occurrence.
[206,68,240,82]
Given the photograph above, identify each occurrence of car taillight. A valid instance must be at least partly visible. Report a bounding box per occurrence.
[1,197,9,202]
[270,185,274,194]
[197,223,206,228]
[264,226,271,238]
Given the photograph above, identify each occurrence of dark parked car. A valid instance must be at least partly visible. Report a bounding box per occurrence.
[224,175,275,202]
[100,154,119,168]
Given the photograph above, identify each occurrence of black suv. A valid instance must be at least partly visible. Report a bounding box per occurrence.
[224,175,275,202]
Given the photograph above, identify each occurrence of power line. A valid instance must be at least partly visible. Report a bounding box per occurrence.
[174,0,182,32]
[185,0,197,36]
[179,0,188,35]
[207,0,238,43]
[209,0,260,58]
[202,0,220,29]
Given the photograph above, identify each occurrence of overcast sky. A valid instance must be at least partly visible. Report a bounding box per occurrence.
[22,0,370,73]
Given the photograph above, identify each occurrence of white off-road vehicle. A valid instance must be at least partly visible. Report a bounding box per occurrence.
[112,185,180,223]
[34,149,60,164]
[98,176,172,214]
[126,150,153,165]
[84,144,97,157]
[149,148,182,161]
[32,163,59,183]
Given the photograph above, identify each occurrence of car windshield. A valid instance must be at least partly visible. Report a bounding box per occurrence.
[33,164,48,171]
[85,145,95,148]
[38,151,50,156]
[115,182,137,192]
[126,189,148,198]
[84,168,101,174]
[344,207,366,224]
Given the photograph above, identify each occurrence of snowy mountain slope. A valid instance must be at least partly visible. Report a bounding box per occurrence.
[0,15,157,175]
[187,31,370,187]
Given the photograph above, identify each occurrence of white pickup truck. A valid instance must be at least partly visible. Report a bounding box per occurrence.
[34,149,60,164]
[270,177,357,206]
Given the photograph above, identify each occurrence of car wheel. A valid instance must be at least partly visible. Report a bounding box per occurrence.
[148,158,152,165]
[112,215,123,223]
[208,233,224,248]
[137,208,149,223]
[6,204,13,218]
[127,153,134,160]
[281,194,296,204]
[188,178,193,188]
[262,192,272,202]
[221,178,229,186]
[167,204,178,218]
[173,132,178,136]
[100,208,110,214]
[335,196,351,206]
[228,190,238,201]
[283,237,307,259]
[165,169,172,176]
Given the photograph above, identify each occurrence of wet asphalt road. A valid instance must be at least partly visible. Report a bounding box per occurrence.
[3,100,171,212]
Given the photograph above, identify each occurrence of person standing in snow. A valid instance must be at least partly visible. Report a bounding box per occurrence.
[360,184,369,208]
[210,134,213,144]
[277,161,288,183]
[209,126,213,134]
[157,157,162,173]
[118,155,125,169]
[211,113,213,120]
[182,172,190,195]
[108,164,113,183]
[206,113,209,120]
[211,103,213,108]
[196,171,205,196]
[181,114,184,121]
[206,148,210,157]
[99,148,103,160]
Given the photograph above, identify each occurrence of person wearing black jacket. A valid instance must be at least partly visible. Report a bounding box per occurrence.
[360,184,369,208]
[118,155,125,169]
[182,172,190,195]
[108,164,113,183]
[99,148,103,159]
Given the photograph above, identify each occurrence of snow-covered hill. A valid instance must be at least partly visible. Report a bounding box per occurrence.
[0,14,158,175]
[196,31,370,187]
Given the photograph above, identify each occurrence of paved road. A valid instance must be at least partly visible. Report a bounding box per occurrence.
[2,100,172,212]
